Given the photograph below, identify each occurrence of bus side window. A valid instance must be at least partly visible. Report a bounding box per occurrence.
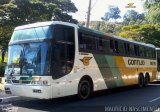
[103,39,110,53]
[118,42,124,55]
[83,34,96,51]
[146,47,151,58]
[148,48,152,58]
[52,25,75,79]
[110,40,114,53]
[134,45,140,57]
[124,43,127,55]
[66,44,75,74]
[98,39,103,51]
[52,43,66,79]
[127,44,130,55]
[115,40,119,54]
[130,44,135,56]
[139,46,144,57]
[78,32,84,50]
[144,47,147,58]
[153,49,156,59]
[79,32,97,51]
[124,43,130,55]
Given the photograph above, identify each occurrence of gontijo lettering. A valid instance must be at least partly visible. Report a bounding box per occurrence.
[128,59,145,65]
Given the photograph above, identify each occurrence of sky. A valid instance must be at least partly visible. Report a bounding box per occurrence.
[70,0,145,21]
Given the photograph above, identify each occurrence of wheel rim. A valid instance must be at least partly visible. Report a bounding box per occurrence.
[80,81,90,99]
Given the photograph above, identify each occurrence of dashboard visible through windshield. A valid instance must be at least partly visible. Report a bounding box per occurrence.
[6,42,50,76]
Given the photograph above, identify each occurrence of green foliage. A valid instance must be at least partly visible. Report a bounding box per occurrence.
[119,24,160,47]
[90,21,122,35]
[144,0,160,25]
[123,10,145,25]
[102,5,121,22]
[0,0,78,26]
[0,50,7,76]
[0,26,13,48]
[0,0,78,48]
[0,51,8,63]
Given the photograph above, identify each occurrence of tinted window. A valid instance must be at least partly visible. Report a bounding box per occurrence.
[83,34,96,50]
[11,26,52,42]
[115,40,119,53]
[52,25,75,79]
[54,25,74,42]
[78,31,96,51]
[124,43,130,55]
[110,40,114,53]
[103,39,110,53]
[119,42,124,55]
[134,45,139,56]
[130,44,135,56]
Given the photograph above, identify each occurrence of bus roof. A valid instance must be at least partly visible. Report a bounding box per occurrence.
[14,21,78,30]
[156,48,160,50]
[14,21,155,48]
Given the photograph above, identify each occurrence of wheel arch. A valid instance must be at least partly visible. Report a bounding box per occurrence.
[145,72,150,78]
[78,75,94,92]
[145,72,150,83]
[139,72,144,78]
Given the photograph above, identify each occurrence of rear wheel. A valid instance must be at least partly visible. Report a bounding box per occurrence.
[138,74,144,87]
[144,74,150,86]
[78,79,91,100]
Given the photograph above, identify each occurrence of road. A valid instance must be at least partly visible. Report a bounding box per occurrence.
[1,83,160,112]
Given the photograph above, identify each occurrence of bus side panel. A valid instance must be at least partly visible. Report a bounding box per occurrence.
[93,54,125,89]
[116,56,157,85]
[115,56,138,85]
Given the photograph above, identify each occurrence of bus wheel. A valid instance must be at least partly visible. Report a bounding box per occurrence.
[138,74,144,87]
[78,79,91,100]
[144,74,150,86]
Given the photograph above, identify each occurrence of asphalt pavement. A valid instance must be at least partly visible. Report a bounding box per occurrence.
[1,83,160,112]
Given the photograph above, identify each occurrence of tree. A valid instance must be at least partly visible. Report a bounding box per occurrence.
[144,0,160,25]
[119,24,160,47]
[90,21,122,35]
[0,0,78,48]
[0,0,78,26]
[102,5,121,22]
[123,10,145,25]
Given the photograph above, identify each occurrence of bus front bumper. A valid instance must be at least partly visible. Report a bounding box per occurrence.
[4,84,52,99]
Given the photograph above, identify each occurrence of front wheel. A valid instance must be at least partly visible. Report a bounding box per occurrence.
[78,80,91,100]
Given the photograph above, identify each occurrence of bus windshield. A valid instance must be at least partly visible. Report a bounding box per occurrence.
[6,42,50,76]
[10,26,52,42]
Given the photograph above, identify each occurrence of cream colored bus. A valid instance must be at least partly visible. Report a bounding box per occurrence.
[4,21,157,100]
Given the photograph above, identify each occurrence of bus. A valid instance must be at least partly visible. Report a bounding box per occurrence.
[4,21,157,100]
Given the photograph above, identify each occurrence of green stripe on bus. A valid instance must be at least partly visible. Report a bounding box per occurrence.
[104,56,124,86]
[20,76,32,80]
[93,54,117,88]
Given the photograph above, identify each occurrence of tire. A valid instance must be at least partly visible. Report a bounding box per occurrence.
[144,74,150,86]
[78,79,91,100]
[138,75,144,87]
